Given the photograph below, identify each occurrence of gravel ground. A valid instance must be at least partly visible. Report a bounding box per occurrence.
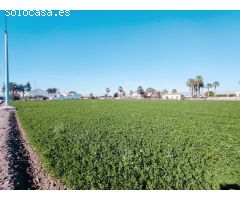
[0,109,13,189]
[0,107,66,190]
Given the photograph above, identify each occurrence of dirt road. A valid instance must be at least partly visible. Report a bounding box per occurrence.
[0,108,66,190]
[0,109,13,189]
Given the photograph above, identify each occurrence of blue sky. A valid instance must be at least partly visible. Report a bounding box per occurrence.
[0,10,240,96]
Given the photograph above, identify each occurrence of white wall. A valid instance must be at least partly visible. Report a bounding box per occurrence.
[207,97,240,101]
[162,94,183,100]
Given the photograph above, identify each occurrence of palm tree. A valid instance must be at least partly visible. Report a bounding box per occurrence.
[212,81,220,97]
[106,88,110,98]
[137,86,145,96]
[195,75,204,97]
[206,83,212,97]
[186,78,195,97]
[118,86,123,97]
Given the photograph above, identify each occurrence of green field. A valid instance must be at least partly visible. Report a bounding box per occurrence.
[12,100,240,189]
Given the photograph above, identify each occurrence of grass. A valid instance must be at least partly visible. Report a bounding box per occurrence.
[12,100,240,189]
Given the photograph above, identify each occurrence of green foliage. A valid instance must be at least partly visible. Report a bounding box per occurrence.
[172,89,177,93]
[204,91,214,97]
[12,100,240,189]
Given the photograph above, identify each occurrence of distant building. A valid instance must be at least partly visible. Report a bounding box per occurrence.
[130,92,145,99]
[146,91,161,99]
[26,89,56,100]
[235,92,240,98]
[26,89,81,100]
[98,95,113,99]
[52,91,81,100]
[162,93,184,100]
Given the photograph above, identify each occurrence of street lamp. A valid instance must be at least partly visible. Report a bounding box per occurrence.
[4,15,10,107]
[2,12,15,111]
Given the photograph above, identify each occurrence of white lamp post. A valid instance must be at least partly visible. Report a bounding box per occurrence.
[4,26,10,107]
[2,13,15,111]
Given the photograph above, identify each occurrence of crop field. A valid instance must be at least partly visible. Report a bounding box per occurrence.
[12,100,240,190]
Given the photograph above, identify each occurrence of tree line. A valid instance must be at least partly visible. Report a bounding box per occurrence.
[87,86,178,99]
[2,82,32,100]
[186,75,220,97]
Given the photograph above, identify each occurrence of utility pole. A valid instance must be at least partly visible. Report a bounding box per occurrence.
[2,12,15,110]
[4,14,10,107]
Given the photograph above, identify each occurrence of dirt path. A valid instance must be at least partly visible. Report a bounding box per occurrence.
[0,108,66,190]
[0,109,13,189]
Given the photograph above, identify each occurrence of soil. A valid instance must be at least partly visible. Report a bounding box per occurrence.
[0,107,67,190]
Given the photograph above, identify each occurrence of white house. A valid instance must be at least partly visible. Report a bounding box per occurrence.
[26,89,56,100]
[52,91,81,100]
[146,91,161,99]
[162,93,184,100]
[235,92,240,98]
[130,92,145,99]
[26,89,81,100]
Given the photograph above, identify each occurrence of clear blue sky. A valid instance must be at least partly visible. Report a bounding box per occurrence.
[0,10,240,96]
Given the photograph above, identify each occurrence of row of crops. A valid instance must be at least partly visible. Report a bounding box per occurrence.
[12,100,240,189]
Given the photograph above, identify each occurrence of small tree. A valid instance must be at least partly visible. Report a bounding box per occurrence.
[172,89,177,93]
[47,88,51,94]
[25,82,32,92]
[10,82,18,101]
[17,84,25,99]
[212,81,220,97]
[204,91,214,97]
[146,87,156,96]
[156,91,161,98]
[106,88,110,98]
[129,90,133,96]
[137,86,145,96]
[2,83,5,93]
[114,92,119,98]
[89,93,94,99]
[118,86,123,97]
[162,89,168,94]
[47,88,58,94]
[206,83,212,97]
